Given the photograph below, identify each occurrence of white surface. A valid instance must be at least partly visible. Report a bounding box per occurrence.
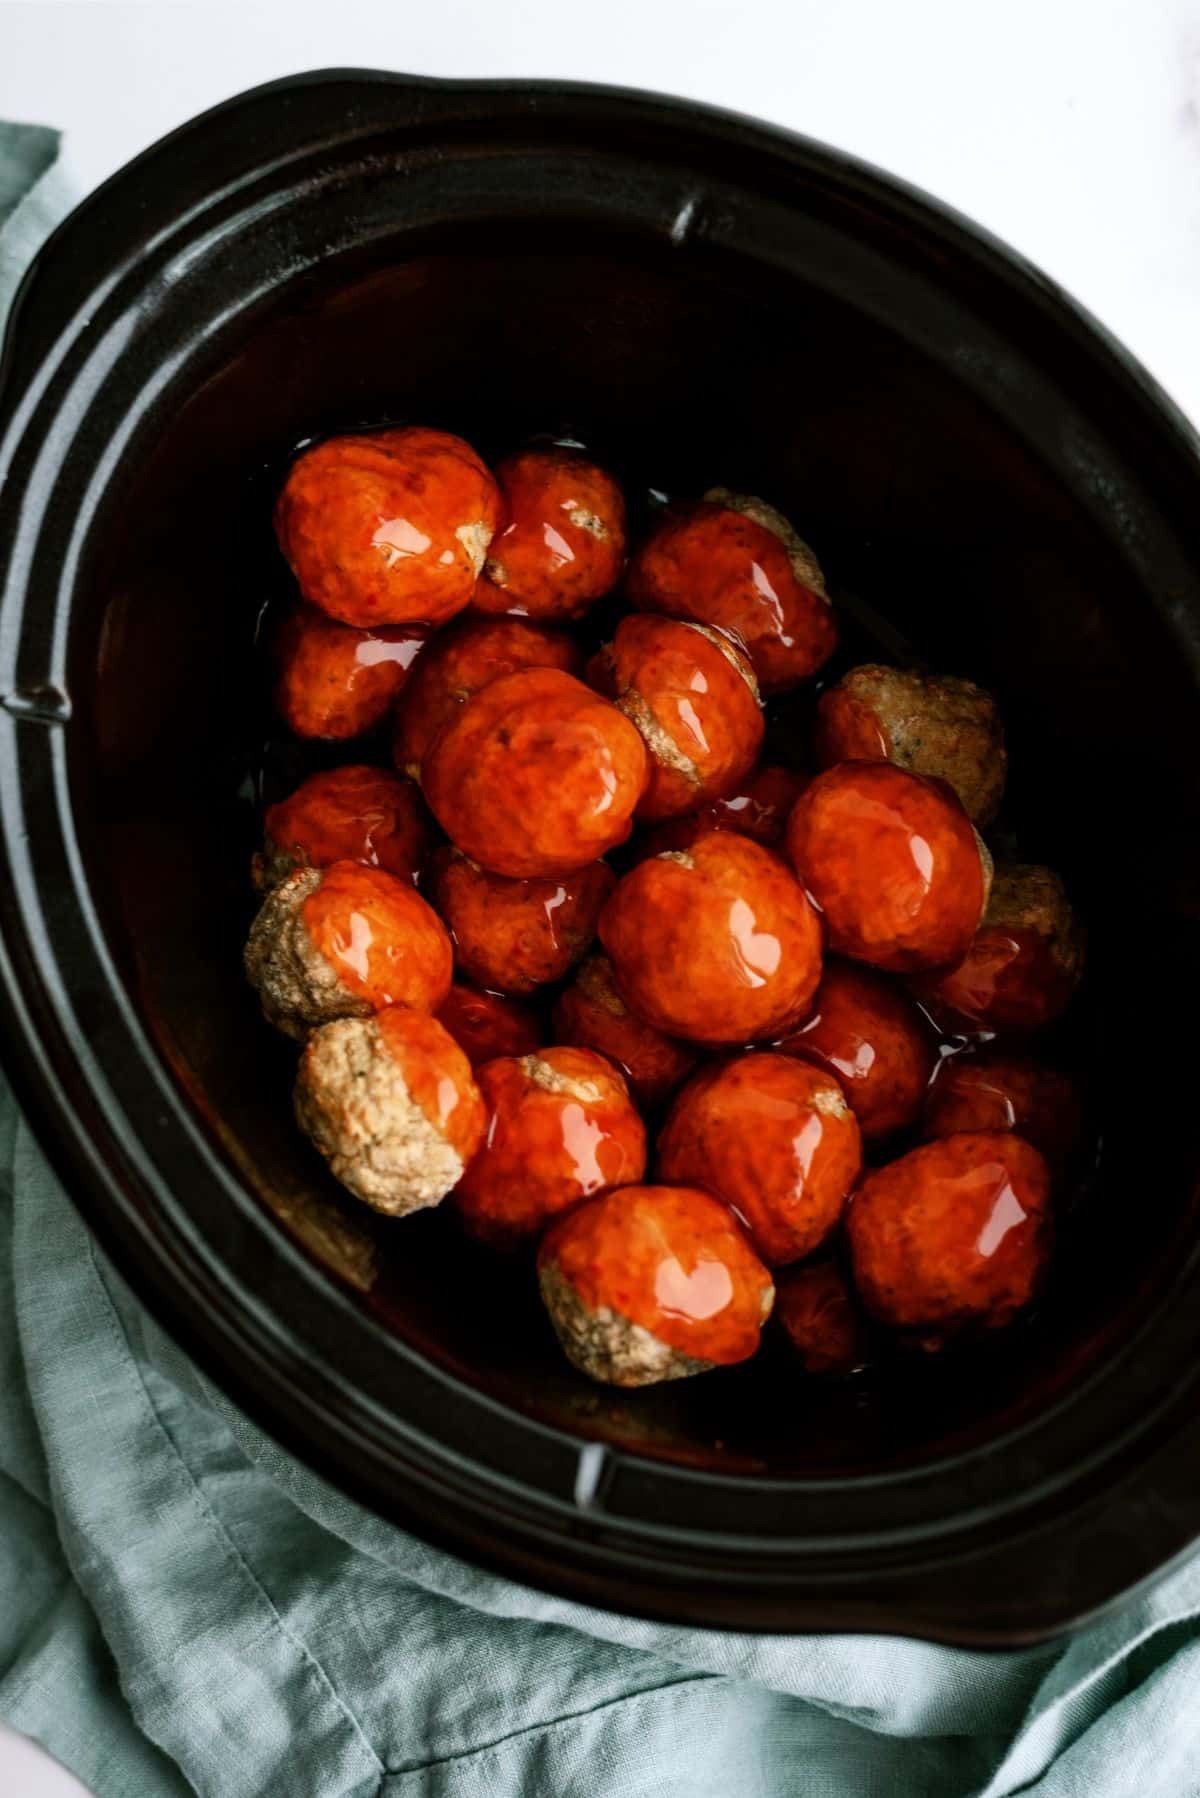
[1,1,1198,1791]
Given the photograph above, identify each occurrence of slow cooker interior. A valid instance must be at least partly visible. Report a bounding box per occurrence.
[79,226,1200,1477]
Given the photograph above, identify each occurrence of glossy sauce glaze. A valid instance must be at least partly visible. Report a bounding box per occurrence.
[538,1183,774,1365]
[551,953,697,1111]
[301,861,452,1012]
[429,847,614,996]
[628,497,836,693]
[920,1049,1084,1173]
[259,764,428,888]
[659,1052,862,1266]
[477,446,627,618]
[422,668,649,878]
[374,1006,487,1160]
[599,830,823,1045]
[786,760,987,972]
[391,612,581,780]
[592,613,764,821]
[434,983,541,1065]
[847,1132,1052,1338]
[453,1047,647,1245]
[274,425,501,627]
[774,958,935,1141]
[632,762,810,862]
[274,606,429,740]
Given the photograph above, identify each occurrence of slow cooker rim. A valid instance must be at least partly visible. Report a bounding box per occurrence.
[3,68,1200,1642]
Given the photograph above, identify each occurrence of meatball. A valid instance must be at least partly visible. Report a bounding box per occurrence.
[551,954,697,1110]
[423,668,649,878]
[774,959,935,1140]
[915,863,1084,1034]
[391,613,581,781]
[538,1184,774,1387]
[920,1050,1084,1172]
[627,488,835,693]
[274,425,501,628]
[658,1053,862,1266]
[254,765,429,892]
[786,761,990,973]
[244,861,452,1040]
[453,1048,646,1246]
[477,446,626,617]
[435,984,541,1065]
[814,664,1006,826]
[590,615,764,822]
[599,831,823,1045]
[775,1257,875,1375]
[274,606,427,740]
[847,1132,1052,1339]
[429,847,614,996]
[295,1009,485,1214]
[637,762,809,859]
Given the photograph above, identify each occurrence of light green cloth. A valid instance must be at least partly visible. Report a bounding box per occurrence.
[4,123,1200,1798]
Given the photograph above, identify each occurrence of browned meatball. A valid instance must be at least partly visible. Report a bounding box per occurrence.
[814,664,1006,826]
[295,1009,485,1214]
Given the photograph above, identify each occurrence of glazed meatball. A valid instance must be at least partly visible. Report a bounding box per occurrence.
[391,613,581,780]
[658,1053,862,1266]
[538,1184,774,1386]
[275,425,501,628]
[637,762,809,858]
[477,446,626,617]
[786,761,990,972]
[774,958,935,1141]
[599,831,823,1045]
[551,953,697,1110]
[429,847,614,996]
[847,1132,1052,1340]
[244,861,452,1040]
[775,1257,875,1375]
[254,765,428,892]
[434,984,541,1065]
[916,863,1084,1034]
[453,1048,646,1246]
[274,606,427,740]
[814,664,1006,826]
[628,488,835,693]
[295,1009,485,1215]
[920,1050,1084,1172]
[590,614,764,821]
[423,668,649,878]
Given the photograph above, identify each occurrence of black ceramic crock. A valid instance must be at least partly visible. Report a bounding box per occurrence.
[2,71,1199,1646]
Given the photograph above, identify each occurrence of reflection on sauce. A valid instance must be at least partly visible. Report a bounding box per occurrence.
[788,1110,825,1183]
[371,516,432,565]
[541,886,569,935]
[558,1102,612,1194]
[654,1254,734,1322]
[975,1177,1029,1258]
[434,1075,460,1130]
[727,898,782,985]
[675,696,710,755]
[302,863,451,1011]
[541,522,575,566]
[336,908,373,985]
[910,833,934,885]
[749,558,785,626]
[354,632,426,671]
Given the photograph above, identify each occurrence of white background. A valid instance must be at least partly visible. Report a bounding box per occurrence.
[2,0,1200,1790]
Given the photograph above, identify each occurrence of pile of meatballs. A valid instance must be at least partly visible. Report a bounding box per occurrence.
[244,424,1086,1389]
